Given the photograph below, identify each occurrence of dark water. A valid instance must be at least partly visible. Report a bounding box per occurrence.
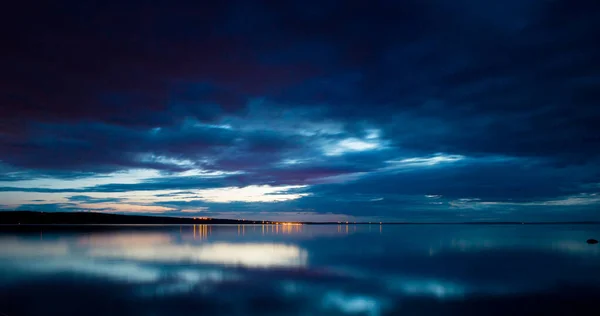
[1,224,599,315]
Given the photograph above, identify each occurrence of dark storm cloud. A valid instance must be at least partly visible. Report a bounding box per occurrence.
[1,0,600,219]
[0,163,104,182]
[257,0,600,164]
[2,0,598,169]
[279,157,600,219]
[87,176,232,193]
[1,0,314,130]
[0,120,306,173]
[320,160,591,202]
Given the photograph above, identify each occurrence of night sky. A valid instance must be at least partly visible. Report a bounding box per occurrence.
[1,0,600,222]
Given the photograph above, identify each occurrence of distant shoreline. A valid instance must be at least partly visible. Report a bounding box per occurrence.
[0,211,598,225]
[0,211,266,225]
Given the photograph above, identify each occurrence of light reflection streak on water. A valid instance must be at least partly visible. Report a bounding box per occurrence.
[192,224,210,240]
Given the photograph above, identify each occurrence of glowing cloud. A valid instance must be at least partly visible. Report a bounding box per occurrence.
[324,138,382,156]
[386,154,464,168]
[193,185,310,203]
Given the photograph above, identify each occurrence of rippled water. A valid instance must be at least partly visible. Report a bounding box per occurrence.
[1,224,599,315]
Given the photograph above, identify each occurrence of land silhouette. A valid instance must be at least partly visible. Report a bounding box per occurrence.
[0,211,598,226]
[0,211,266,225]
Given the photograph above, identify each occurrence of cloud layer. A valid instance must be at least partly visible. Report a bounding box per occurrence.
[1,0,600,221]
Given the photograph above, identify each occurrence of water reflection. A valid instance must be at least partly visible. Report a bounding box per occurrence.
[193,224,210,240]
[90,243,307,267]
[0,238,69,257]
[78,232,172,246]
[1,224,599,316]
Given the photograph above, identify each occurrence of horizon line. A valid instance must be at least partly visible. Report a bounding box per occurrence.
[1,210,599,225]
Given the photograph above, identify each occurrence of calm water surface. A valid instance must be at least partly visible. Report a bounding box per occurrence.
[1,224,599,315]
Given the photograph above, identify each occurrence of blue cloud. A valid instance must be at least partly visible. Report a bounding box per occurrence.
[67,195,124,204]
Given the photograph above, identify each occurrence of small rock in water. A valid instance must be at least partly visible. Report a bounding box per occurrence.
[587,239,598,244]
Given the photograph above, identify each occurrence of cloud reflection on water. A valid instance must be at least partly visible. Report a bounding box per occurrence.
[1,224,600,316]
[89,243,308,267]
